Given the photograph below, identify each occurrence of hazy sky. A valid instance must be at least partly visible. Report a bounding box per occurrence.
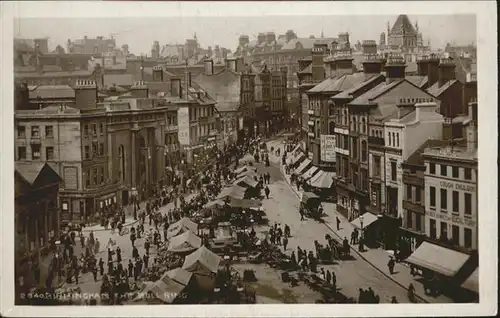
[15,15,476,55]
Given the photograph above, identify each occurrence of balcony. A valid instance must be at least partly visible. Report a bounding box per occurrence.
[308,120,314,126]
[403,174,424,187]
[307,109,314,115]
[403,200,425,215]
[368,136,384,146]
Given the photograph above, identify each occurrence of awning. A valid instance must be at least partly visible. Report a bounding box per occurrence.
[302,166,319,180]
[350,212,379,230]
[295,158,312,174]
[290,152,305,166]
[309,170,335,189]
[461,268,479,293]
[300,191,320,203]
[405,241,471,277]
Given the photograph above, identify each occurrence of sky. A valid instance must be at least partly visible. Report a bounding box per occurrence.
[14,15,476,56]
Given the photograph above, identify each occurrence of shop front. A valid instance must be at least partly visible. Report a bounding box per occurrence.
[350,212,381,248]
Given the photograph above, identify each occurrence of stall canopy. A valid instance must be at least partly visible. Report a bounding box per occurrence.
[138,271,186,303]
[234,165,257,175]
[204,197,261,209]
[290,152,305,166]
[233,175,259,188]
[216,185,246,200]
[295,158,312,174]
[300,191,320,203]
[237,170,259,180]
[405,241,471,277]
[350,212,379,230]
[461,268,479,293]
[302,166,319,180]
[168,230,202,253]
[309,170,335,188]
[167,217,199,239]
[183,246,221,275]
[166,267,193,287]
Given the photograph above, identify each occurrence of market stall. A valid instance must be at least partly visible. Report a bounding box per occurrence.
[167,217,199,239]
[167,230,203,254]
[182,246,222,291]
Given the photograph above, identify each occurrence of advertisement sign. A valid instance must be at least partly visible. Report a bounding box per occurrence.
[177,107,190,145]
[320,134,336,162]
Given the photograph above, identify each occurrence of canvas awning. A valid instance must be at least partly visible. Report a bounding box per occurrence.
[302,166,319,180]
[405,241,471,277]
[166,268,193,286]
[167,217,199,239]
[204,199,223,209]
[295,158,312,174]
[137,272,185,303]
[168,230,202,253]
[237,170,259,180]
[461,268,479,293]
[300,191,320,203]
[234,165,256,175]
[290,152,305,166]
[216,185,246,200]
[183,246,221,275]
[350,212,379,230]
[233,176,258,188]
[309,170,335,188]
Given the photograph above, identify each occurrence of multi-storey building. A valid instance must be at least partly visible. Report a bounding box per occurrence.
[334,54,439,249]
[195,57,258,138]
[422,120,478,251]
[67,36,117,54]
[297,56,314,140]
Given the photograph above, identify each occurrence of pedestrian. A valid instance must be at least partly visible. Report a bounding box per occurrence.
[143,254,149,269]
[336,216,341,230]
[331,270,337,288]
[33,262,40,285]
[130,231,136,247]
[128,260,133,277]
[94,238,100,255]
[326,269,332,285]
[92,266,98,282]
[99,258,104,276]
[264,186,270,199]
[282,236,288,251]
[107,248,113,263]
[144,239,150,255]
[80,233,85,248]
[358,288,365,303]
[391,296,398,303]
[75,266,80,284]
[116,246,122,263]
[108,260,114,274]
[299,206,305,221]
[388,256,396,275]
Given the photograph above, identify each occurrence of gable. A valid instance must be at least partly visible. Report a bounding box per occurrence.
[32,164,63,188]
[373,80,438,106]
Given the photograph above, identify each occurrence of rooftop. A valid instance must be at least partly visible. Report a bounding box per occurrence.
[349,79,403,105]
[405,139,450,166]
[194,69,241,112]
[427,80,458,97]
[423,143,477,162]
[406,75,428,88]
[28,85,75,99]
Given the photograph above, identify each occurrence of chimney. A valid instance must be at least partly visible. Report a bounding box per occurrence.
[152,65,164,82]
[413,98,436,121]
[266,32,276,43]
[361,40,377,54]
[112,55,117,65]
[442,117,453,140]
[466,121,477,152]
[239,35,250,47]
[396,98,416,119]
[438,58,456,87]
[93,63,103,88]
[74,80,98,109]
[170,77,182,98]
[67,60,75,73]
[362,54,384,80]
[204,59,214,75]
[130,81,149,98]
[285,30,296,42]
[427,54,440,87]
[235,57,244,73]
[324,56,337,78]
[334,51,354,77]
[257,33,266,44]
[416,55,429,76]
[468,96,478,122]
[311,44,327,82]
[384,54,406,84]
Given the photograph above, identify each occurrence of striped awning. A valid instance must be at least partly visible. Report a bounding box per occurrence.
[461,268,479,293]
[290,152,305,166]
[295,158,311,174]
[309,170,335,188]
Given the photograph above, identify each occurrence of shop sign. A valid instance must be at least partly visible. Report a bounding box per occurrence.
[439,181,476,193]
[177,107,190,146]
[320,134,336,162]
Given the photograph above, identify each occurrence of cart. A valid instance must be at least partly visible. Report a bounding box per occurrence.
[300,192,322,219]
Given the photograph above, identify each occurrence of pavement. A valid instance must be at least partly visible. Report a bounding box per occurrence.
[262,138,453,304]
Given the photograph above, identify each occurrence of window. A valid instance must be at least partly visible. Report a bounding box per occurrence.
[406,184,412,200]
[31,145,41,160]
[416,214,422,232]
[85,145,90,159]
[452,225,460,245]
[406,211,413,229]
[396,133,400,147]
[92,124,97,136]
[440,221,448,240]
[31,126,40,137]
[373,156,381,177]
[93,168,98,185]
[99,143,104,156]
[440,189,448,210]
[464,168,472,180]
[92,142,98,156]
[46,147,54,160]
[17,126,26,137]
[430,186,436,207]
[388,132,392,145]
[85,171,91,188]
[440,164,447,176]
[464,228,472,248]
[452,166,459,178]
[99,123,104,134]
[100,167,105,184]
[429,163,436,174]
[352,137,358,158]
[84,124,89,135]
[415,186,421,202]
[45,126,54,138]
[430,219,436,239]
[361,141,367,162]
[452,191,459,213]
[18,147,26,160]
[391,161,397,181]
[464,193,472,215]
[361,118,366,134]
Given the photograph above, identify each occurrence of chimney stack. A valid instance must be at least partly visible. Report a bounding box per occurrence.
[257,33,266,44]
[170,77,182,98]
[324,56,337,78]
[438,58,456,87]
[225,57,237,72]
[427,54,440,87]
[362,54,384,80]
[311,44,327,82]
[416,55,429,76]
[413,98,436,121]
[334,51,354,77]
[204,59,214,75]
[152,65,164,82]
[130,81,149,98]
[466,121,477,152]
[384,54,406,84]
[74,80,98,109]
[361,40,377,54]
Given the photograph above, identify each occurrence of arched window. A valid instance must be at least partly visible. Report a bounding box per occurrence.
[329,121,335,135]
[361,140,367,162]
[361,118,366,134]
[392,132,396,146]
[352,117,357,132]
[396,133,400,147]
[343,110,348,126]
[388,132,392,145]
[118,145,125,181]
